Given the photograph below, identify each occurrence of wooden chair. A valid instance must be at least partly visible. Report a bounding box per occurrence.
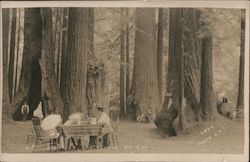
[107,121,119,149]
[59,124,103,151]
[31,118,59,152]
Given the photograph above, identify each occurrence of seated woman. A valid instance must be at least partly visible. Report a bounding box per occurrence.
[89,105,113,148]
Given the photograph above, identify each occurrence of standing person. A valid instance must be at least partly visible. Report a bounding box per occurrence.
[21,101,29,121]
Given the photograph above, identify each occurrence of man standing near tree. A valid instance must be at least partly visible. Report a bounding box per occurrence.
[21,100,29,121]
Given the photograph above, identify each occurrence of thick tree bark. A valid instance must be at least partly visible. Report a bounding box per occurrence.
[86,8,97,117]
[9,9,42,121]
[87,8,94,58]
[8,8,17,102]
[120,8,126,118]
[40,8,64,116]
[236,10,245,113]
[2,9,10,115]
[168,8,184,130]
[157,8,164,104]
[56,9,63,84]
[129,8,160,122]
[200,36,215,121]
[62,8,88,118]
[155,9,203,136]
[182,9,201,121]
[155,8,183,135]
[60,8,69,120]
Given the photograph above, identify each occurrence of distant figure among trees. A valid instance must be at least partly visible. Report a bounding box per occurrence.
[21,101,29,121]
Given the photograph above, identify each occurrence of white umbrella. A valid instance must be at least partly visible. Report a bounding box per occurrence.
[41,114,62,131]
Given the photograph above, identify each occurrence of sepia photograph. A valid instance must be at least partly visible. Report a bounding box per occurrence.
[0,1,249,162]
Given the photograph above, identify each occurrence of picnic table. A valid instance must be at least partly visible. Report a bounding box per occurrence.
[57,124,103,151]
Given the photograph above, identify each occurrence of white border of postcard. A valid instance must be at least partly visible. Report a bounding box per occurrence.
[0,1,249,162]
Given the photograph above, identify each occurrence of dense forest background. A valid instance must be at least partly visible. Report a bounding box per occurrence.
[2,7,245,137]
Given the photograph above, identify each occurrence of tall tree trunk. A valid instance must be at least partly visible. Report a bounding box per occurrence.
[182,9,201,121]
[40,8,64,116]
[236,10,245,114]
[157,8,164,104]
[126,8,130,97]
[155,9,203,136]
[86,9,106,117]
[62,8,88,118]
[129,8,160,122]
[14,9,22,97]
[8,8,17,102]
[87,8,94,58]
[120,8,126,119]
[9,9,42,121]
[2,9,10,115]
[60,8,69,120]
[155,9,184,136]
[200,36,215,121]
[56,9,63,84]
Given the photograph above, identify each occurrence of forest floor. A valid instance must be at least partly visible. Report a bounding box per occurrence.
[1,115,245,154]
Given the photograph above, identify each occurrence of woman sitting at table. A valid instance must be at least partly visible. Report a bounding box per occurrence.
[89,105,113,148]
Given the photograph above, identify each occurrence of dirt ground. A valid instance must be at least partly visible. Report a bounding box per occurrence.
[1,116,244,154]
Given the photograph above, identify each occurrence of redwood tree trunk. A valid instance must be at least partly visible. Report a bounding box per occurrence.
[14,9,22,97]
[155,8,183,136]
[40,8,64,116]
[200,36,215,121]
[60,8,69,120]
[120,8,126,119]
[9,9,42,121]
[62,8,88,118]
[125,8,130,97]
[86,9,107,117]
[87,8,94,58]
[155,9,203,136]
[129,8,160,122]
[8,8,17,102]
[237,10,245,113]
[2,9,10,115]
[157,8,164,104]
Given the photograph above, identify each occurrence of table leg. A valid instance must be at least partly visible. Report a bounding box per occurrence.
[64,137,68,151]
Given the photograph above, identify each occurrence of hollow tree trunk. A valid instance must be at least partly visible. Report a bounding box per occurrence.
[40,8,64,116]
[9,9,42,121]
[129,8,160,122]
[62,8,88,119]
[8,8,17,102]
[2,9,10,116]
[237,10,245,113]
